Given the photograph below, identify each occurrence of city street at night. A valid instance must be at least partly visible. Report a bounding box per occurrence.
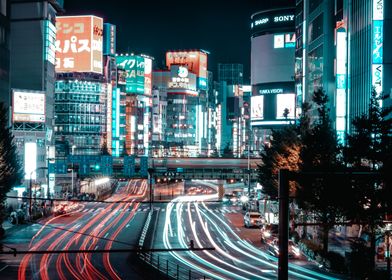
[1,0,392,279]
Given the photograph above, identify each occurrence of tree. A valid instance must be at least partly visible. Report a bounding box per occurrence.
[121,141,129,157]
[296,89,345,254]
[343,89,392,271]
[0,103,23,236]
[210,147,219,158]
[222,143,234,158]
[257,102,311,198]
[101,140,110,156]
[257,125,301,198]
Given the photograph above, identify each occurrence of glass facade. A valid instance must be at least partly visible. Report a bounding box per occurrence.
[218,63,244,85]
[54,79,106,155]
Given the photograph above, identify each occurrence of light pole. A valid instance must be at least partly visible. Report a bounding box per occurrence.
[28,167,47,218]
[71,145,76,198]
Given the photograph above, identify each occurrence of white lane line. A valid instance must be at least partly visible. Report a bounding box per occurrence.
[0,265,9,272]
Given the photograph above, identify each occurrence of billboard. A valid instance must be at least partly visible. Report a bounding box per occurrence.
[116,55,145,94]
[56,16,103,74]
[251,8,295,36]
[166,50,208,84]
[251,95,264,120]
[276,94,295,119]
[13,90,45,123]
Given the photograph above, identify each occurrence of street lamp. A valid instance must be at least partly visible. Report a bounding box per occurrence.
[28,167,47,218]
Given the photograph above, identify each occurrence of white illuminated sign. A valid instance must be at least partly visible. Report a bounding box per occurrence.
[276,94,295,119]
[372,64,383,95]
[274,34,284,48]
[260,88,284,94]
[178,66,189,78]
[13,91,45,123]
[274,15,294,23]
[373,0,384,20]
[24,142,37,180]
[251,95,264,120]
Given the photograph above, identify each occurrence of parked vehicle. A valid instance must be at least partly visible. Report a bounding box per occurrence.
[244,212,263,228]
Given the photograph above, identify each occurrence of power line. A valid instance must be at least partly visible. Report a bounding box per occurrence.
[0,247,215,255]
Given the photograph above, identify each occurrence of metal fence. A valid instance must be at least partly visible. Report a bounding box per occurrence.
[139,252,210,280]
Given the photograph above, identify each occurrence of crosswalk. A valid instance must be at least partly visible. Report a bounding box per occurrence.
[78,207,241,214]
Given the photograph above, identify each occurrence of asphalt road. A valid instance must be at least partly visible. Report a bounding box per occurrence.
[1,179,151,280]
[149,181,342,280]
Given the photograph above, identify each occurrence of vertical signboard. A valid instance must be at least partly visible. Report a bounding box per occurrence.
[144,57,152,96]
[336,27,347,139]
[372,0,383,100]
[103,23,116,56]
[24,142,37,180]
[56,16,103,73]
[44,20,56,65]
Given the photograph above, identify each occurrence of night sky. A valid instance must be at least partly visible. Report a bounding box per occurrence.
[63,0,294,84]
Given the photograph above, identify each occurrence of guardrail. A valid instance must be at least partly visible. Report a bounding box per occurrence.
[138,252,210,280]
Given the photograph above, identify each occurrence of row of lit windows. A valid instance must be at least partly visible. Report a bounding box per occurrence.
[55,125,102,133]
[55,93,101,103]
[56,114,103,124]
[55,104,103,113]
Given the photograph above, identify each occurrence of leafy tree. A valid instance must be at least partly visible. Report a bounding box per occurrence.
[101,140,110,156]
[343,89,392,271]
[257,125,301,198]
[296,89,345,254]
[120,141,129,157]
[210,148,219,158]
[222,143,233,158]
[0,103,23,237]
[257,102,311,198]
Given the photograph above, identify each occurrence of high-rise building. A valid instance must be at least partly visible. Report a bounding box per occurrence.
[54,15,106,156]
[9,0,63,193]
[152,49,209,157]
[348,0,391,128]
[218,63,244,85]
[295,0,391,139]
[114,54,152,157]
[0,0,10,109]
[250,7,296,151]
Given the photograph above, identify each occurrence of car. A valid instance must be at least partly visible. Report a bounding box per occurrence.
[244,212,263,228]
[222,194,237,204]
[260,223,279,243]
[54,205,67,216]
[267,238,301,259]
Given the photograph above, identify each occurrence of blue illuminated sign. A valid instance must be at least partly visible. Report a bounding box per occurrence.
[336,74,346,90]
[372,20,383,64]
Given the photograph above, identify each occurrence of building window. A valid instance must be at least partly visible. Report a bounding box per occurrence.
[0,0,6,16]
[308,13,323,43]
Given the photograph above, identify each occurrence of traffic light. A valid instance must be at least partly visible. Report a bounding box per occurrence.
[94,164,100,171]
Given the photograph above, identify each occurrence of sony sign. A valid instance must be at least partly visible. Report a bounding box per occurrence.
[373,0,384,20]
[274,15,294,23]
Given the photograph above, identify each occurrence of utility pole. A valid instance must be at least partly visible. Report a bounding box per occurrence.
[278,169,289,280]
[386,231,391,279]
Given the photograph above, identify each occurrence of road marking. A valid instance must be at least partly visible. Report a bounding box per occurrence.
[0,265,9,272]
[236,228,241,232]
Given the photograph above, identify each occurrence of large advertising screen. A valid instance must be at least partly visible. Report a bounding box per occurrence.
[276,94,295,119]
[251,95,264,120]
[56,16,103,74]
[166,51,208,84]
[116,55,146,94]
[13,91,45,123]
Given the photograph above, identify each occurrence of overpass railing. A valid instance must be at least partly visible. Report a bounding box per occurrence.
[139,252,209,280]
